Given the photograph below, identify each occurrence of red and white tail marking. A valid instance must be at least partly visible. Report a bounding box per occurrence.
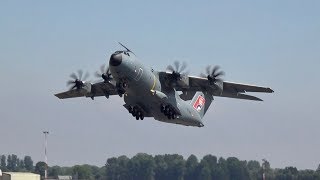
[193,95,206,112]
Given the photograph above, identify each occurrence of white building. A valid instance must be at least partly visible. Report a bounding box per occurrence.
[0,172,40,180]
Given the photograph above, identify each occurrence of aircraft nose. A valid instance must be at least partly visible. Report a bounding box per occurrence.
[109,53,122,66]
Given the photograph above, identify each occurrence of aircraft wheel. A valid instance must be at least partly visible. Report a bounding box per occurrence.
[135,116,139,120]
[165,106,170,113]
[128,106,133,113]
[140,114,144,120]
[160,105,165,113]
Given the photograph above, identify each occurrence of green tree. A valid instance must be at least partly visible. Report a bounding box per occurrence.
[247,160,261,180]
[154,155,168,180]
[48,166,62,178]
[127,153,155,180]
[275,166,298,180]
[72,165,92,180]
[226,157,249,180]
[262,159,274,179]
[34,161,47,177]
[87,165,101,179]
[106,155,130,180]
[1,155,7,171]
[11,154,18,171]
[202,154,220,179]
[6,154,19,171]
[297,169,316,180]
[216,157,229,180]
[18,159,25,171]
[24,156,34,171]
[163,154,185,180]
[184,154,198,180]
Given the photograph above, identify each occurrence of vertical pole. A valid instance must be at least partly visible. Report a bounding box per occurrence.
[43,131,49,179]
[262,159,266,180]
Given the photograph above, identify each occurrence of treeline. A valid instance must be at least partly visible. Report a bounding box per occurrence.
[1,153,320,180]
[0,154,34,172]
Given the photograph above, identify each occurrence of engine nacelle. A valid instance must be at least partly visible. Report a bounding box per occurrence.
[83,82,92,94]
[176,75,189,88]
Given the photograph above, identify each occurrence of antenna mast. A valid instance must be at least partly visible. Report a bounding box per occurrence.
[43,131,49,179]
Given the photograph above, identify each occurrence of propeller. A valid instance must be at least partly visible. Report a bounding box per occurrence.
[95,64,112,82]
[67,70,89,90]
[166,61,189,80]
[201,65,225,84]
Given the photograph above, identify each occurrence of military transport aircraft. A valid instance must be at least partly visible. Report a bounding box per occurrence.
[55,43,273,127]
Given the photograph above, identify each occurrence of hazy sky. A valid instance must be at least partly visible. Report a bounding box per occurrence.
[0,1,319,169]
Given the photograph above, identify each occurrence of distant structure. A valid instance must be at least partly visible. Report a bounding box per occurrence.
[0,172,40,180]
[57,176,72,180]
[43,131,49,179]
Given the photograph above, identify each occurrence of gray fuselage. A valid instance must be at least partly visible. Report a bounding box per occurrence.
[109,51,204,127]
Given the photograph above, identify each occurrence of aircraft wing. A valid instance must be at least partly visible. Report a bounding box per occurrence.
[55,81,118,99]
[174,75,274,101]
[222,81,274,93]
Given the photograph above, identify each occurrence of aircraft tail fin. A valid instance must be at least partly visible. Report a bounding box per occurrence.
[190,91,213,119]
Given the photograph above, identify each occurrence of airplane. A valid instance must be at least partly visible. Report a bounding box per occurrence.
[55,43,274,127]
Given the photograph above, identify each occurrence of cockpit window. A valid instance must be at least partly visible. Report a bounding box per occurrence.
[114,51,130,57]
[124,52,130,56]
[114,51,123,54]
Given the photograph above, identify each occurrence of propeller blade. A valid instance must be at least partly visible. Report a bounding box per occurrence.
[200,73,207,78]
[174,61,180,72]
[214,71,225,78]
[78,70,83,80]
[95,71,101,78]
[70,84,77,91]
[180,61,187,73]
[182,70,190,76]
[83,72,89,81]
[167,65,175,72]
[106,67,111,76]
[206,65,211,75]
[70,73,77,80]
[100,65,105,74]
[67,80,74,86]
[212,66,220,75]
[202,65,225,82]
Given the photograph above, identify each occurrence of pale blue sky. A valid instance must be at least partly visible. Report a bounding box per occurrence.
[0,0,319,169]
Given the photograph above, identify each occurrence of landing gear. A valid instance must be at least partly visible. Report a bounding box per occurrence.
[128,106,144,120]
[117,89,125,97]
[116,81,127,97]
[160,104,177,119]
